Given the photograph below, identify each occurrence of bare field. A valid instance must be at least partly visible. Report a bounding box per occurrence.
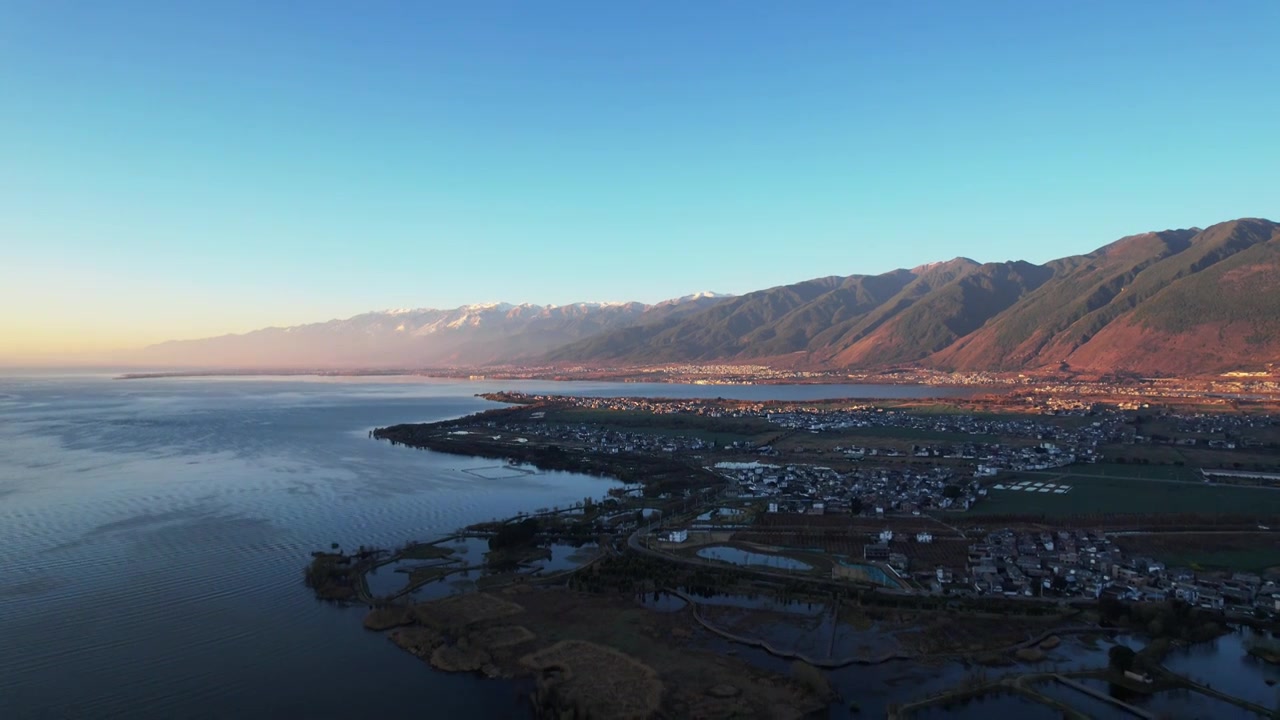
[522,640,664,720]
[753,513,955,535]
[413,592,524,628]
[392,587,828,719]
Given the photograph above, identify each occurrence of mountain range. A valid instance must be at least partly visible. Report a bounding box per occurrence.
[138,218,1280,376]
[136,293,732,369]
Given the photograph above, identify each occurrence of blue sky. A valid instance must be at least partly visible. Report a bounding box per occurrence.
[2,1,1277,357]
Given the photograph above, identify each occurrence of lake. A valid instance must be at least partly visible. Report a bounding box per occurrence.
[0,372,975,719]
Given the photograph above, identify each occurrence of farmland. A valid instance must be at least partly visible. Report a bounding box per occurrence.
[971,471,1280,517]
[1035,461,1200,482]
[541,407,778,444]
[1113,533,1280,574]
[1099,444,1280,472]
[819,425,1005,444]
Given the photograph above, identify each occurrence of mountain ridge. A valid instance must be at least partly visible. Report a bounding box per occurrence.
[137,218,1280,375]
[548,218,1280,375]
[136,294,732,368]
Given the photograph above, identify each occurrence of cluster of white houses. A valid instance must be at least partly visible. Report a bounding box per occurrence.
[946,529,1280,612]
[714,462,985,516]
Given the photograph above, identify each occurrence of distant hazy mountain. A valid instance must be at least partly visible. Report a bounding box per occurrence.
[549,218,1280,376]
[136,294,732,369]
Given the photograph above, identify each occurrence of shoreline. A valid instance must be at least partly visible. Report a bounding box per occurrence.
[112,368,982,388]
[313,391,1280,717]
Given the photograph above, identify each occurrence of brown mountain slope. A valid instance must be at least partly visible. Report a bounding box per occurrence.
[139,218,1280,375]
[546,217,1279,376]
[544,273,918,363]
[1057,220,1280,374]
[929,228,1198,370]
[825,261,1053,368]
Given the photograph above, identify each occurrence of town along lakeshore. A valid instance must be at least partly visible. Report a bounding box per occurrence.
[313,390,1280,718]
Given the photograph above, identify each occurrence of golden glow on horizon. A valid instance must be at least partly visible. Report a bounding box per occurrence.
[2,321,154,358]
[0,268,352,362]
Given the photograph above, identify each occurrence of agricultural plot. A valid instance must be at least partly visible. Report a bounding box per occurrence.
[991,479,1073,495]
[541,408,776,444]
[900,538,971,572]
[1114,533,1280,574]
[1052,462,1199,481]
[971,473,1280,517]
[824,425,1006,444]
[731,529,968,574]
[752,513,946,534]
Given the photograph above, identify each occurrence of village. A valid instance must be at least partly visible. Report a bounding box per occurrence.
[439,392,1280,618]
[367,387,1280,720]
[661,462,1280,619]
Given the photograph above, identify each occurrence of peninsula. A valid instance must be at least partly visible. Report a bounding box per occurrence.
[310,388,1280,718]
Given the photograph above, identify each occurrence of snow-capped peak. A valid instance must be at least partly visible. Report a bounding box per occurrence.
[658,291,733,305]
[681,291,730,301]
[376,294,724,319]
[460,302,513,312]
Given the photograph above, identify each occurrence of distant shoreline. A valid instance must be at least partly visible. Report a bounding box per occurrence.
[115,369,417,380]
[112,368,953,387]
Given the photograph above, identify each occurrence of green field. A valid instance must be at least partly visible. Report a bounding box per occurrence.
[1113,532,1280,572]
[826,425,1005,444]
[1050,462,1200,481]
[1101,444,1280,473]
[541,408,776,444]
[1152,548,1280,574]
[971,471,1280,517]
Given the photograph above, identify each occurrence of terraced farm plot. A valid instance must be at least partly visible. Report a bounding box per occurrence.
[971,474,1280,517]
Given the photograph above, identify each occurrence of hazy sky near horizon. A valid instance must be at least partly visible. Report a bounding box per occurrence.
[2,1,1278,360]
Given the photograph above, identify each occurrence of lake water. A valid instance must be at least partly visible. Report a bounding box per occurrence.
[695,545,813,571]
[835,558,899,587]
[0,372,976,719]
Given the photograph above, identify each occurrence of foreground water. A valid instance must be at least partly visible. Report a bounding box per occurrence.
[0,373,981,719]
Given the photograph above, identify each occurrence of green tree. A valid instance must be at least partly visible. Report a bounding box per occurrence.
[1109,645,1136,673]
[489,518,540,550]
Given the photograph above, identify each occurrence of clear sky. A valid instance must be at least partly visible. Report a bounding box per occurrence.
[2,1,1277,361]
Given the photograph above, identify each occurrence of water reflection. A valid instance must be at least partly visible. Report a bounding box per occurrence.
[695,545,813,571]
[637,591,688,613]
[1162,627,1280,708]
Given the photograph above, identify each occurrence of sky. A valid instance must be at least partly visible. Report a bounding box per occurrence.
[2,1,1278,361]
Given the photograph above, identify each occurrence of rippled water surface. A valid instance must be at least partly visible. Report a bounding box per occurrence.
[0,373,975,719]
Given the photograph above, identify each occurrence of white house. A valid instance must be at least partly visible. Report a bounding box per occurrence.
[664,529,689,543]
[916,532,933,544]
